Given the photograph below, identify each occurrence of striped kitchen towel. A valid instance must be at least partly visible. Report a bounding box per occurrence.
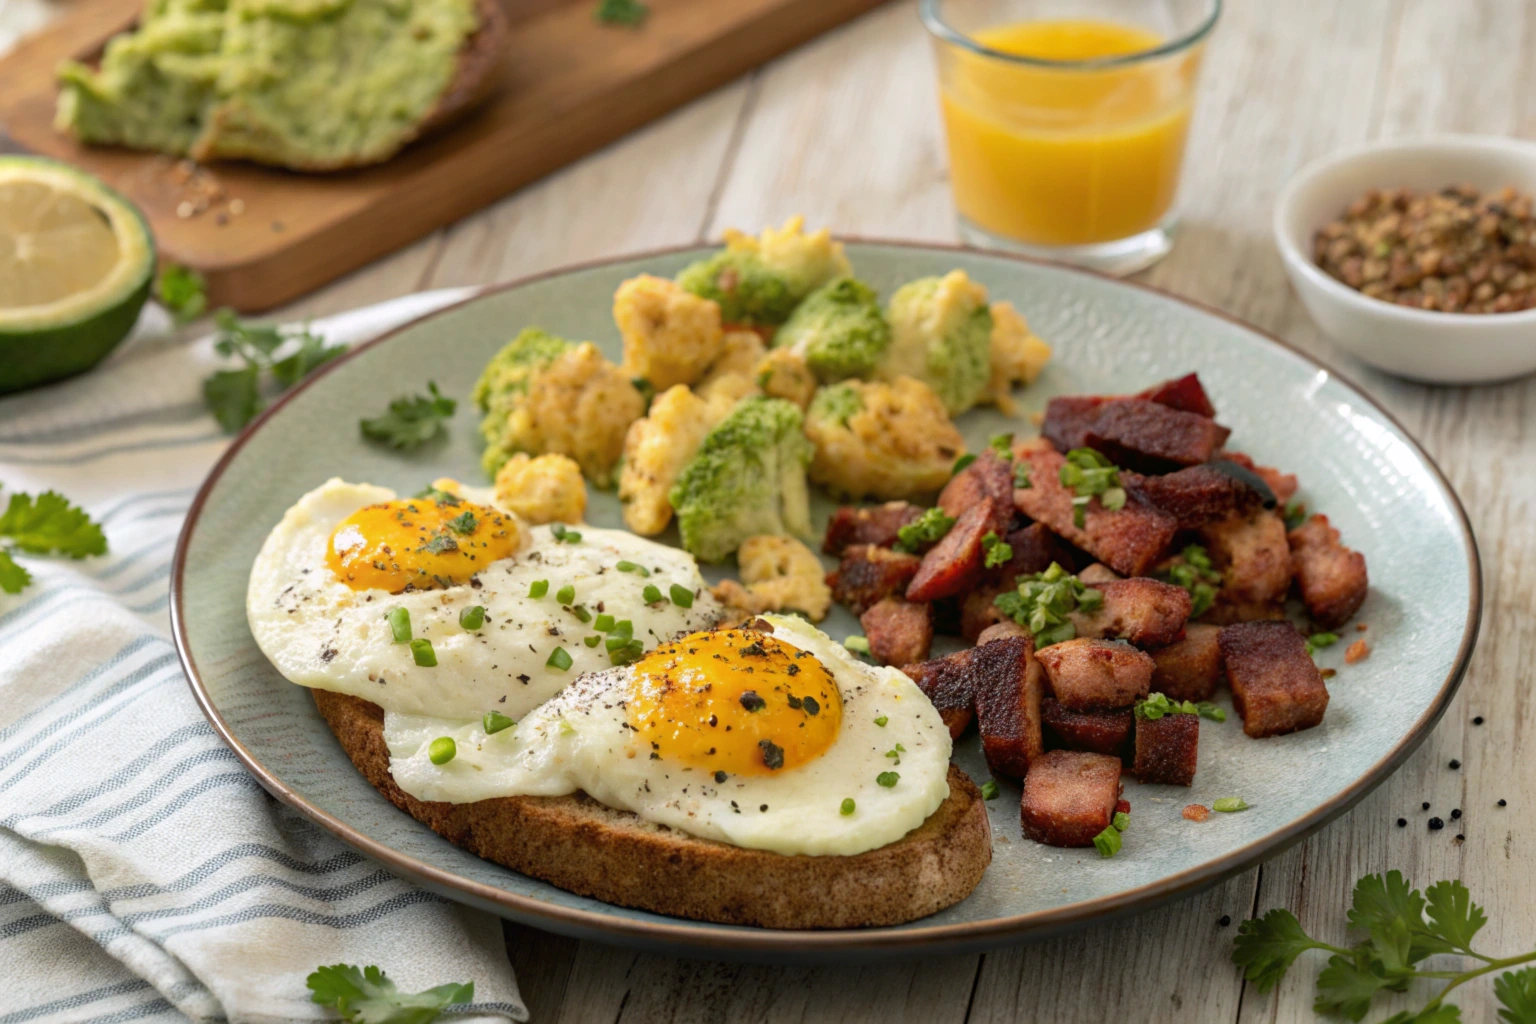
[0,290,529,1024]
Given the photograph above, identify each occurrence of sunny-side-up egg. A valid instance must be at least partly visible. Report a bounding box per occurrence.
[246,478,722,721]
[384,613,954,857]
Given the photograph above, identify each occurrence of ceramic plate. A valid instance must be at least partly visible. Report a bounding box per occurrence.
[172,242,1480,961]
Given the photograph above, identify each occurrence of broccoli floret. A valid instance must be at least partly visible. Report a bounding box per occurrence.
[668,396,813,563]
[774,277,891,383]
[807,381,864,426]
[676,250,799,326]
[473,327,573,476]
[878,271,994,416]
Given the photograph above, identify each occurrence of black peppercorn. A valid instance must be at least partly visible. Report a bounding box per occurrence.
[1397,818,1407,827]
[1498,799,1508,807]
[1451,808,1462,820]
[1473,716,1484,725]
[1428,817,1444,830]
[1422,801,1431,810]
[1449,759,1461,770]
[1218,915,1231,927]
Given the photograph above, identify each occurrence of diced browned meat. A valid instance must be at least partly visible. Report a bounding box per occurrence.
[1035,638,1155,711]
[822,501,924,556]
[1137,373,1217,418]
[901,651,975,740]
[1219,621,1330,738]
[1012,443,1178,577]
[1041,395,1112,452]
[960,589,1006,642]
[957,523,1074,640]
[970,636,1046,778]
[1083,399,1232,474]
[977,619,1031,645]
[1041,698,1133,758]
[860,596,934,667]
[1220,451,1299,504]
[1133,713,1199,785]
[938,449,1016,524]
[827,544,921,616]
[1200,509,1292,620]
[906,502,995,603]
[1020,750,1123,847]
[1148,623,1224,702]
[1078,563,1121,584]
[1128,463,1268,529]
[1069,577,1191,647]
[1288,514,1369,629]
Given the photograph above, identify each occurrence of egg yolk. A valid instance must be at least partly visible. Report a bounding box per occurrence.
[326,495,517,592]
[627,628,842,777]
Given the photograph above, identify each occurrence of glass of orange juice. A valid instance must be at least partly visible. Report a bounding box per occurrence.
[923,0,1219,274]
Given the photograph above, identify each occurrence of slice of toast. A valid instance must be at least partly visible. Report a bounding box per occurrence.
[314,689,992,929]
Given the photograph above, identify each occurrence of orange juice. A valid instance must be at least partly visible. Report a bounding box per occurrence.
[937,20,1201,247]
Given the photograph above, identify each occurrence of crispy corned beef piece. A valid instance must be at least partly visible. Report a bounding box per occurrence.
[1083,399,1232,474]
[1200,509,1292,620]
[970,635,1046,778]
[1069,577,1191,647]
[1219,621,1330,738]
[1128,462,1270,529]
[902,651,975,740]
[860,596,933,667]
[938,450,1016,522]
[1021,750,1122,847]
[1221,451,1299,504]
[906,501,998,603]
[1288,514,1369,629]
[1041,698,1133,758]
[1133,712,1199,786]
[1148,623,1224,703]
[1035,638,1155,711]
[1137,373,1217,418]
[977,620,1031,645]
[1078,563,1121,584]
[1041,395,1112,452]
[958,523,1075,640]
[827,544,921,616]
[822,501,924,556]
[1011,443,1177,577]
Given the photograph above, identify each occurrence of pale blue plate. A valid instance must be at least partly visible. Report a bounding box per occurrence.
[172,242,1480,961]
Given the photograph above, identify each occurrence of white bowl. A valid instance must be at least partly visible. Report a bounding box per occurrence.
[1274,135,1536,384]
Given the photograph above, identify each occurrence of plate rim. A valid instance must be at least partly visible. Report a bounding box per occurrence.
[170,238,1483,956]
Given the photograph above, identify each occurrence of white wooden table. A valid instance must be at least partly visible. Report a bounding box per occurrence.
[10,1,1534,1020]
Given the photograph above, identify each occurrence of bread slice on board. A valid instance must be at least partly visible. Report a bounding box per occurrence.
[313,689,993,929]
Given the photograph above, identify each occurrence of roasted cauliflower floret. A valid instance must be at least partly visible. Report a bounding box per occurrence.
[675,215,852,326]
[501,342,645,488]
[774,276,891,383]
[803,377,967,501]
[494,452,587,525]
[754,347,817,409]
[613,274,725,392]
[712,535,831,622]
[618,384,721,536]
[694,329,766,405]
[668,397,813,563]
[473,327,573,477]
[984,300,1052,415]
[877,270,994,416]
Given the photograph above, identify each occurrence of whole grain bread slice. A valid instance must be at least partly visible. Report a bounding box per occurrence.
[314,689,992,929]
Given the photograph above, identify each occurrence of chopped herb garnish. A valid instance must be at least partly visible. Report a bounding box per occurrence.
[759,738,785,770]
[387,606,412,643]
[447,511,478,535]
[528,580,549,599]
[571,604,592,623]
[981,531,1013,569]
[203,309,344,433]
[1282,501,1308,531]
[874,715,888,727]
[359,382,457,450]
[1305,632,1340,656]
[559,719,575,736]
[1059,448,1126,527]
[894,506,956,554]
[584,635,601,647]
[550,522,582,544]
[1157,544,1222,618]
[1196,701,1227,722]
[952,453,977,475]
[607,637,644,665]
[594,613,616,632]
[1014,461,1032,489]
[989,433,1014,459]
[609,619,634,639]
[876,771,899,788]
[1213,797,1249,813]
[482,711,515,734]
[615,560,650,576]
[669,583,694,608]
[840,797,856,815]
[458,605,485,631]
[981,780,1000,800]
[428,736,455,765]
[1093,823,1123,858]
[1113,810,1131,831]
[414,486,462,505]
[546,646,573,671]
[993,562,1102,647]
[556,584,575,606]
[410,638,437,667]
[1135,692,1199,720]
[642,583,665,604]
[844,635,871,655]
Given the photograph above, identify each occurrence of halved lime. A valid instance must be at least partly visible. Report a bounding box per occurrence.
[0,157,156,394]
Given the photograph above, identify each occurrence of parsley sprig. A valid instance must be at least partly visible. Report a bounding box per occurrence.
[203,310,346,433]
[0,488,108,594]
[1234,871,1536,1022]
[993,562,1102,647]
[1158,543,1222,618]
[359,383,457,449]
[306,964,473,1024]
[1059,448,1127,527]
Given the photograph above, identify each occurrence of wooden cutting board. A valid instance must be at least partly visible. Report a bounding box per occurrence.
[0,0,887,312]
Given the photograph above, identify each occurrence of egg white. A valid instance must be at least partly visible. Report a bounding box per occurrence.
[383,614,954,857]
[247,478,721,721]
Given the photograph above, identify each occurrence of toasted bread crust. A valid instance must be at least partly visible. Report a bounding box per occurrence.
[313,689,992,929]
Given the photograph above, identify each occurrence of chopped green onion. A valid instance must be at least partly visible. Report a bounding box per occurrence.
[409,638,437,667]
[459,605,485,631]
[559,719,575,736]
[981,531,1013,569]
[894,507,956,554]
[546,646,573,671]
[1213,797,1249,813]
[572,604,592,623]
[988,433,1014,458]
[550,522,581,543]
[980,780,1000,800]
[608,637,644,665]
[669,583,694,608]
[556,584,575,606]
[428,736,456,765]
[952,453,977,475]
[615,560,649,576]
[387,607,412,643]
[876,771,899,788]
[840,797,856,815]
[1195,701,1227,722]
[584,635,602,647]
[874,715,888,727]
[642,583,665,604]
[1093,824,1122,857]
[528,580,548,599]
[1113,811,1130,831]
[594,613,616,632]
[1305,632,1340,656]
[1135,692,1198,720]
[609,619,634,639]
[482,711,514,734]
[844,635,871,655]
[1014,461,1032,489]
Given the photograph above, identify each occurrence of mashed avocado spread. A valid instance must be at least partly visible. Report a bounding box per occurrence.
[56,0,478,170]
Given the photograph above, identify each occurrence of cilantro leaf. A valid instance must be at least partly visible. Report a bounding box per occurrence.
[359,383,457,450]
[156,263,207,324]
[1424,880,1487,953]
[1349,871,1452,964]
[306,964,473,1024]
[270,329,346,388]
[1315,952,1393,1021]
[1497,966,1536,1024]
[0,549,31,594]
[203,366,263,434]
[1232,908,1335,992]
[0,491,107,558]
